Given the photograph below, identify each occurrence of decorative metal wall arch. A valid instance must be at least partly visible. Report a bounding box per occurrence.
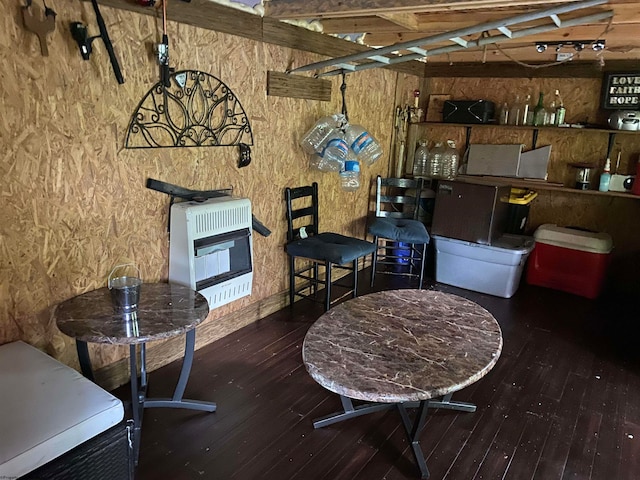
[125,69,253,167]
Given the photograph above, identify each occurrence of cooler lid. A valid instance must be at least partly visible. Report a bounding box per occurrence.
[533,224,613,254]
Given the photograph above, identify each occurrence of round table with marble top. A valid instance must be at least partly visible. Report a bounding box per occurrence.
[54,282,215,465]
[302,288,503,479]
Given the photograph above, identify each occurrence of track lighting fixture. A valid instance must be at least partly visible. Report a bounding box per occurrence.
[535,40,605,53]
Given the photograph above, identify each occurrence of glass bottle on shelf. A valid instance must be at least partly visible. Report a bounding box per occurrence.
[547,99,556,126]
[498,102,509,125]
[508,95,521,126]
[412,139,430,177]
[522,94,532,126]
[554,90,566,125]
[533,92,547,126]
[441,140,459,179]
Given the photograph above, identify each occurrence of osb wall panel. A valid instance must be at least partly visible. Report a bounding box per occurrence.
[425,76,640,282]
[0,0,397,379]
[427,77,604,125]
[528,191,640,292]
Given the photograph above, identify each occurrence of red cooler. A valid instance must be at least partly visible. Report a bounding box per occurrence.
[526,224,613,299]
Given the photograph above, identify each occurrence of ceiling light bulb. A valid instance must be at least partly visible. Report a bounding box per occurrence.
[536,43,547,53]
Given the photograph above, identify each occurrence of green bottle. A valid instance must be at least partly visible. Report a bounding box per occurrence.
[533,93,547,126]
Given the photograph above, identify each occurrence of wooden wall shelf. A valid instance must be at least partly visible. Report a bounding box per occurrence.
[405,122,640,198]
[455,175,640,200]
[414,122,640,137]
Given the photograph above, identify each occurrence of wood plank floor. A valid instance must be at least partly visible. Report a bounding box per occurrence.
[118,271,640,480]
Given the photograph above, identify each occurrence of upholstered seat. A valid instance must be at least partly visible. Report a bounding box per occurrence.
[286,233,376,265]
[368,176,430,289]
[285,183,375,311]
[368,217,429,244]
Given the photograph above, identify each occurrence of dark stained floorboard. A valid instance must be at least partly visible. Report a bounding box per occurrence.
[117,270,640,480]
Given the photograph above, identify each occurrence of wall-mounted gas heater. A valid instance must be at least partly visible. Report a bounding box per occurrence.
[169,197,253,310]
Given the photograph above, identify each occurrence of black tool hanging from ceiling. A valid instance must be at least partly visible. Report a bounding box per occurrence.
[69,0,124,84]
[124,0,253,168]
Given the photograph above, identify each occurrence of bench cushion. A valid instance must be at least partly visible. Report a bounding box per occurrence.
[0,341,124,478]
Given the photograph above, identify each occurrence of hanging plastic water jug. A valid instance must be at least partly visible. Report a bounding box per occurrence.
[313,132,348,172]
[344,124,383,165]
[340,160,360,191]
[299,114,346,155]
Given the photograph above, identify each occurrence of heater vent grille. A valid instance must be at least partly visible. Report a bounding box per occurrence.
[192,203,252,237]
[210,277,253,307]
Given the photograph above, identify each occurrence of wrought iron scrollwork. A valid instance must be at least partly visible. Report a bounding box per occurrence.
[125,70,253,167]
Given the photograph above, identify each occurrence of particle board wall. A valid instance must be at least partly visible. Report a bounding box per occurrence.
[0,0,406,383]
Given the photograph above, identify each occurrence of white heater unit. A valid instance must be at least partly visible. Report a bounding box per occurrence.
[169,197,253,310]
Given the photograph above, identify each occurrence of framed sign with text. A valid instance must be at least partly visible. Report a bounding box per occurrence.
[601,72,640,109]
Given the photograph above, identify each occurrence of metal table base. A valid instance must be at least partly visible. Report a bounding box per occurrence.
[312,393,476,479]
[77,328,217,464]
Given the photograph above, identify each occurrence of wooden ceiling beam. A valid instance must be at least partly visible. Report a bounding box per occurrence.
[264,0,582,20]
[85,0,426,77]
[377,13,420,31]
[320,16,410,35]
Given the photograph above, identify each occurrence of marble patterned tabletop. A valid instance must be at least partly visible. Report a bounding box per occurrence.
[54,283,209,345]
[303,289,503,404]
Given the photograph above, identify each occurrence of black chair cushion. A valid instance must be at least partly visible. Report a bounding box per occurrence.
[368,218,430,244]
[286,233,375,265]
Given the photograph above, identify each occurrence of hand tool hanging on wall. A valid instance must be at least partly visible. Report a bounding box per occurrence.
[69,0,124,84]
[21,0,56,56]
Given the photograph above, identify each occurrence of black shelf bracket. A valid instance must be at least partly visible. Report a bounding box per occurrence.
[532,128,539,150]
[606,132,617,159]
[465,126,472,153]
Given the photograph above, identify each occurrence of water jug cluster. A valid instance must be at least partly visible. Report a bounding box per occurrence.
[300,114,383,190]
[413,138,459,180]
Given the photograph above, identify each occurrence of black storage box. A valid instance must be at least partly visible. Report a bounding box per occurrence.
[443,100,495,124]
[431,180,510,245]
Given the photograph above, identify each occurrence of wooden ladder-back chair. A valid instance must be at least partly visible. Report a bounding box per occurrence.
[284,182,376,311]
[368,176,430,289]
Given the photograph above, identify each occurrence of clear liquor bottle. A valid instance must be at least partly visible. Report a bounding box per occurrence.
[522,94,532,126]
[508,95,521,126]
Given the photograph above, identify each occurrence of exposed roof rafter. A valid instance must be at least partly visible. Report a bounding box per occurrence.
[287,0,612,76]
